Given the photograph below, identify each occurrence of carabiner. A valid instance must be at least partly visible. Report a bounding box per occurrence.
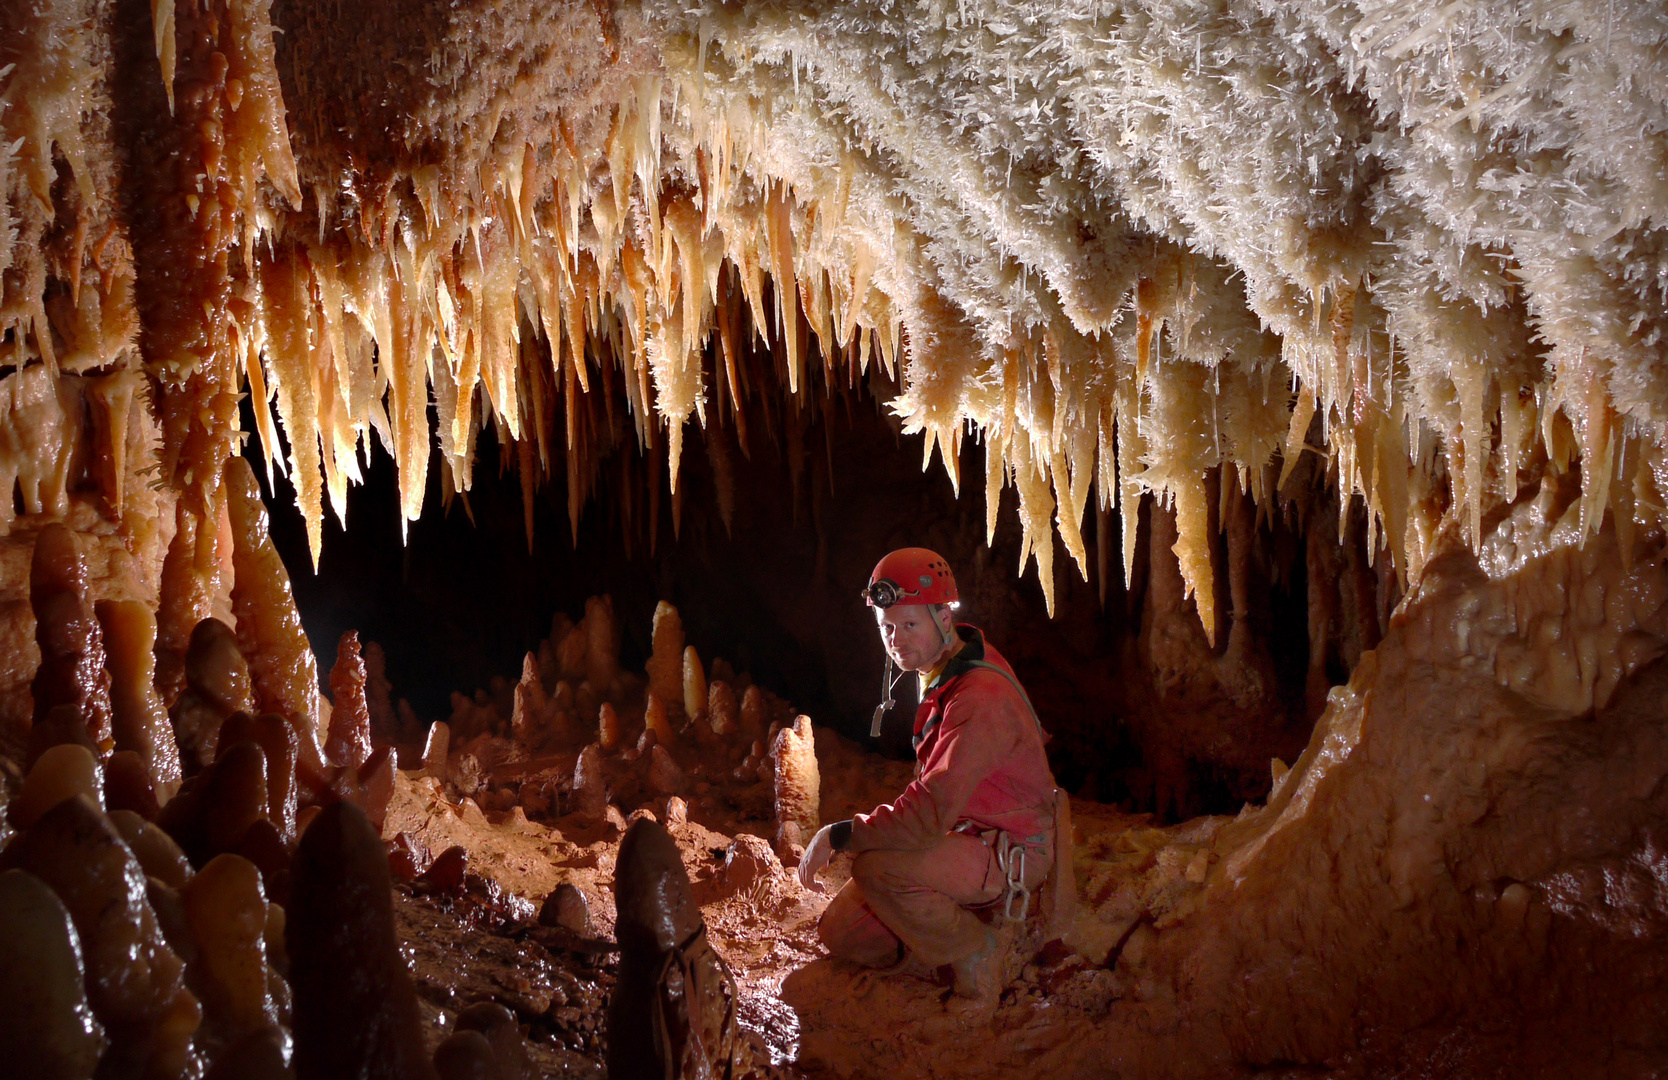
[1001,846,1030,923]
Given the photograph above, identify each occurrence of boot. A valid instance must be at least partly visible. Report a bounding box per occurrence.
[948,927,1004,1001]
[608,817,742,1079]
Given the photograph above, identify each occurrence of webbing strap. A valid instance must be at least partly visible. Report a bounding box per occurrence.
[963,659,1046,742]
[914,659,1047,750]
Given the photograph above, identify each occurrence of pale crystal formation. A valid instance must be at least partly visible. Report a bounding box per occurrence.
[0,0,1661,635]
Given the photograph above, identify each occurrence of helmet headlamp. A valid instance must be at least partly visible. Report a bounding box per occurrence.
[863,578,904,609]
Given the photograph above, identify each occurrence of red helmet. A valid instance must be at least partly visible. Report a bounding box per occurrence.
[864,547,958,608]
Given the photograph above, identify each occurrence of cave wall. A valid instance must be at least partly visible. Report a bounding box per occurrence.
[1084,484,1668,1077]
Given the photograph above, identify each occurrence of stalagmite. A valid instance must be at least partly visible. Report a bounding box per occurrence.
[180,854,280,1040]
[171,618,254,771]
[510,652,549,748]
[740,685,768,740]
[707,680,738,737]
[644,692,675,746]
[151,749,281,902]
[29,524,113,761]
[682,645,707,724]
[0,868,107,1080]
[225,457,321,748]
[4,796,199,1078]
[432,1031,498,1080]
[216,713,299,847]
[166,739,267,860]
[646,601,686,718]
[771,714,819,855]
[96,600,183,803]
[155,502,224,708]
[322,745,396,836]
[202,1030,290,1080]
[598,702,622,752]
[583,596,620,689]
[288,801,437,1080]
[362,641,400,748]
[609,818,742,1080]
[647,743,686,796]
[454,1001,533,1080]
[107,810,192,891]
[421,722,451,780]
[419,848,470,896]
[104,750,160,819]
[325,631,373,770]
[572,744,607,822]
[12,744,103,832]
[556,622,589,683]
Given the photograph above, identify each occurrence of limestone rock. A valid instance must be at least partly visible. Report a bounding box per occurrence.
[538,883,592,936]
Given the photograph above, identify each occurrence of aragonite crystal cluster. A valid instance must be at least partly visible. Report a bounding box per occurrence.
[2,0,1661,628]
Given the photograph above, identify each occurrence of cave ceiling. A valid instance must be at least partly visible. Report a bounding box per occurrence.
[1,0,1663,629]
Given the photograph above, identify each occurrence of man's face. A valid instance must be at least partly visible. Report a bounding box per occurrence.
[875,603,948,673]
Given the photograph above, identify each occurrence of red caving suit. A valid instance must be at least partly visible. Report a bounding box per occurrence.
[818,625,1058,967]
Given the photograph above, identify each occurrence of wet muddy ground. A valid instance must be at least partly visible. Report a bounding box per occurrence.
[382,726,1205,1079]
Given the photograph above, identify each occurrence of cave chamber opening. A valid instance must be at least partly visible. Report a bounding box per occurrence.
[248,313,1372,823]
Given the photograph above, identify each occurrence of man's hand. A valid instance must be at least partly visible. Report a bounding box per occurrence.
[797,824,836,892]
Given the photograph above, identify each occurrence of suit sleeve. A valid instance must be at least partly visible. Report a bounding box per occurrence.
[846,671,1023,852]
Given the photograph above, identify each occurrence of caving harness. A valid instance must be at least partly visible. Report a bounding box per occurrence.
[928,653,1054,925]
[953,819,1044,924]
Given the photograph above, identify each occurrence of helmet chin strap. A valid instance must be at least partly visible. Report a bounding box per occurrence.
[870,653,903,737]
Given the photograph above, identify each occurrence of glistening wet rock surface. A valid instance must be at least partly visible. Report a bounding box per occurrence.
[393,883,613,1075]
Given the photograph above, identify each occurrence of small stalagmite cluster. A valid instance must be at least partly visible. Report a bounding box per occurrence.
[0,447,832,1075]
[0,476,415,1077]
[412,591,806,850]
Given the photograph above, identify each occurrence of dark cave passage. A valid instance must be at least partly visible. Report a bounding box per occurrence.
[248,348,1385,822]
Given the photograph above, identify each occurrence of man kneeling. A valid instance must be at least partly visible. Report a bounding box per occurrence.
[797,547,1059,999]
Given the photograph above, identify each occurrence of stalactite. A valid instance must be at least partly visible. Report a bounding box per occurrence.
[2,0,1663,673]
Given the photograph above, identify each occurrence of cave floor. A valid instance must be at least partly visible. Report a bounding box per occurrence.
[386,727,1228,1079]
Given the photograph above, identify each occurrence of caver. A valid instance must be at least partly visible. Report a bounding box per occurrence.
[798,548,1064,1000]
